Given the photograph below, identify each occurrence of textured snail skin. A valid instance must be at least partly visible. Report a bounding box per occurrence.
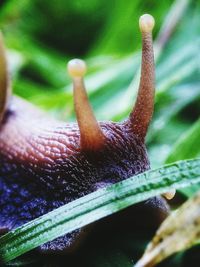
[0,14,170,253]
[0,97,148,250]
[0,99,169,253]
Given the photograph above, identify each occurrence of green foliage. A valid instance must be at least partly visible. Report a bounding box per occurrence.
[0,0,200,266]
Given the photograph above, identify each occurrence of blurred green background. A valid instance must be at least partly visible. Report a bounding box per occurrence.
[0,0,200,266]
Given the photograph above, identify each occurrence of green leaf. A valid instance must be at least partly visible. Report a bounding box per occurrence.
[0,159,200,263]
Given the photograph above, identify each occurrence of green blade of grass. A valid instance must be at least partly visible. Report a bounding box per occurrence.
[0,159,200,263]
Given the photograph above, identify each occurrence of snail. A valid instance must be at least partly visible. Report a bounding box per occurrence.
[0,14,175,254]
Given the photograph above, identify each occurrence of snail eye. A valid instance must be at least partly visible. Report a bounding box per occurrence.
[128,14,155,140]
[67,59,105,152]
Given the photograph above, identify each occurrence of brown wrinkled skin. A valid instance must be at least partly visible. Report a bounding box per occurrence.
[0,96,169,253]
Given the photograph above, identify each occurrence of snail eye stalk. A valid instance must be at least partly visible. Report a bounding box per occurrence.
[129,14,155,140]
[67,59,105,151]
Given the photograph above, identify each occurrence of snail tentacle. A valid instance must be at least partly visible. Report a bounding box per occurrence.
[129,14,155,139]
[0,32,11,123]
[67,59,105,151]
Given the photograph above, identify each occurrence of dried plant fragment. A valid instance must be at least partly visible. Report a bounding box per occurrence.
[135,191,200,267]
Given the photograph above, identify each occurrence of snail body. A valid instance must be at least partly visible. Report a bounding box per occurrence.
[0,15,170,253]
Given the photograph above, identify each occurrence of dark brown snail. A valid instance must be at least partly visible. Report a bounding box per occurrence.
[0,14,174,254]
